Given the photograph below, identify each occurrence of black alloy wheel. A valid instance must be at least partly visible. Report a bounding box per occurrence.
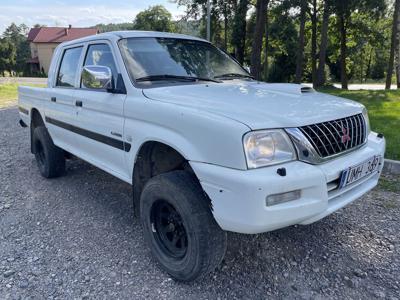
[150,200,188,259]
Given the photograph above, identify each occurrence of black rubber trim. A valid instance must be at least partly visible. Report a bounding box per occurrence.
[19,119,27,128]
[45,116,131,152]
[19,106,29,115]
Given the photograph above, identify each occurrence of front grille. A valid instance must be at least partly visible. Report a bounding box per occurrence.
[299,114,367,158]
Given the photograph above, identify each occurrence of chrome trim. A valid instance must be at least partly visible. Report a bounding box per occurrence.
[357,114,363,145]
[309,124,330,155]
[349,116,354,148]
[354,114,359,147]
[361,114,367,142]
[326,121,343,152]
[285,128,324,164]
[288,113,367,163]
[344,117,350,149]
[81,65,113,90]
[320,122,336,153]
[286,127,368,165]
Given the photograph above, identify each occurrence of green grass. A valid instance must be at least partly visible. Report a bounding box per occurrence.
[378,176,400,194]
[319,88,400,161]
[0,83,45,108]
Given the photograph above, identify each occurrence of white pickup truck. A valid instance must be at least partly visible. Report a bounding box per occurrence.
[18,31,386,281]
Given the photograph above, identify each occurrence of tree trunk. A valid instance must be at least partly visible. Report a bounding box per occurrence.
[396,64,400,88]
[386,0,400,90]
[396,17,400,89]
[233,0,249,65]
[263,7,269,81]
[311,0,317,88]
[223,3,228,50]
[360,54,364,83]
[250,0,269,80]
[395,0,400,88]
[366,49,372,81]
[338,14,348,90]
[397,52,400,88]
[295,0,307,83]
[316,0,330,87]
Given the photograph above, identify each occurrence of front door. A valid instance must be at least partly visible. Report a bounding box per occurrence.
[73,42,129,180]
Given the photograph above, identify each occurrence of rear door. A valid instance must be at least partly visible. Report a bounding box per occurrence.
[45,45,84,152]
[73,41,129,180]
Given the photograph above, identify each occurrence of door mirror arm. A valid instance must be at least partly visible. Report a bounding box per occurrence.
[108,74,126,94]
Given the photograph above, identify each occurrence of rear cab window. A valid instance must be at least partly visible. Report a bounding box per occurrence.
[56,47,83,87]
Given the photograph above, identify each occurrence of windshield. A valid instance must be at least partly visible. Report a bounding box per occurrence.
[118,37,249,84]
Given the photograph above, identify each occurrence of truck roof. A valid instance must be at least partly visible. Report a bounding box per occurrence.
[59,30,209,47]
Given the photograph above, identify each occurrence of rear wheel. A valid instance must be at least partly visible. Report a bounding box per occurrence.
[32,126,65,178]
[140,171,227,281]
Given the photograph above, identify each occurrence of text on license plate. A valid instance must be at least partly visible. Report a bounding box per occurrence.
[339,155,381,189]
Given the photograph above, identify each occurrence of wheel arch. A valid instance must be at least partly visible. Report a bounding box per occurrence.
[30,108,45,153]
[132,140,203,216]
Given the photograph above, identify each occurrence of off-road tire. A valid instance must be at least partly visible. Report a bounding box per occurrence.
[32,126,65,178]
[140,170,227,281]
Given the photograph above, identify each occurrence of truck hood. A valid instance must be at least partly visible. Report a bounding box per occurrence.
[142,81,364,129]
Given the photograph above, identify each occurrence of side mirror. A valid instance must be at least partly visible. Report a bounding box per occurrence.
[81,65,113,91]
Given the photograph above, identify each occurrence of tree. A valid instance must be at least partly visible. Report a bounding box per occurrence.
[94,23,135,33]
[268,3,298,82]
[220,0,233,49]
[2,23,30,75]
[263,5,270,80]
[316,0,331,87]
[172,0,390,87]
[386,0,400,89]
[310,0,317,87]
[295,0,307,83]
[250,0,269,79]
[332,0,385,89]
[0,39,16,76]
[231,0,249,64]
[133,5,176,32]
[336,0,349,89]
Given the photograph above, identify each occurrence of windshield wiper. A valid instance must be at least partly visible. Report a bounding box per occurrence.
[214,73,254,80]
[136,74,220,83]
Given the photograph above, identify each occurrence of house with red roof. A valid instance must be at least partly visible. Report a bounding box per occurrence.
[27,25,98,74]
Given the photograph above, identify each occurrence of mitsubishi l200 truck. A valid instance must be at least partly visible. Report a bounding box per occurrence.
[18,31,386,281]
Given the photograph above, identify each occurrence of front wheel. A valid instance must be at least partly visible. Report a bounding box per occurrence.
[140,171,227,281]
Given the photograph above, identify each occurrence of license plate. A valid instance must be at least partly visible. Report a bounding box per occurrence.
[339,155,381,189]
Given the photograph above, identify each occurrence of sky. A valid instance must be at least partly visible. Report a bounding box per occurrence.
[0,0,186,33]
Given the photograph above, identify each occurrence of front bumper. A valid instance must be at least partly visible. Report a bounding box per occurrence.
[190,133,385,234]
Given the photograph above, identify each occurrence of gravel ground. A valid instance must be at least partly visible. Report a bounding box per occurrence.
[1,106,399,299]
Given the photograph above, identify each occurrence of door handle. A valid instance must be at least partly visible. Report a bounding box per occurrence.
[75,100,83,107]
[51,97,56,102]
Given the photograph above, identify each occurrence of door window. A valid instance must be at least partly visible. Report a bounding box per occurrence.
[56,47,83,87]
[82,44,118,85]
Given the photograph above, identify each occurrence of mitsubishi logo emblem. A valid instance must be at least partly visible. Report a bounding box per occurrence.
[341,126,351,144]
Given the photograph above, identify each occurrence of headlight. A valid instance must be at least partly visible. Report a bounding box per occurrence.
[243,130,296,169]
[362,107,371,135]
